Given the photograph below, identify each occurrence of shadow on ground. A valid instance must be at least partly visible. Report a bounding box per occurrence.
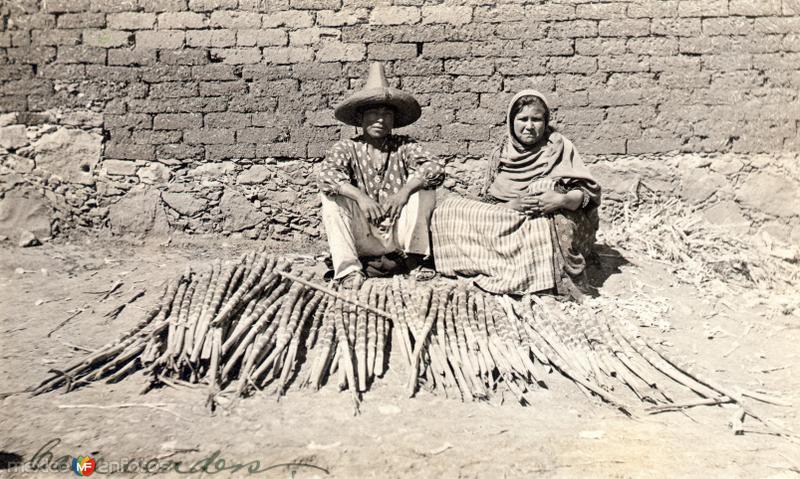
[584,244,630,296]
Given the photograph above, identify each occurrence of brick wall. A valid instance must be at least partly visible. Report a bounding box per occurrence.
[1,0,799,240]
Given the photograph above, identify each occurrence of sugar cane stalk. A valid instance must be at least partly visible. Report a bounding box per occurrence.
[309,298,338,390]
[278,270,394,321]
[206,328,222,411]
[374,286,388,378]
[407,288,434,398]
[191,260,231,363]
[222,279,290,356]
[278,290,323,395]
[222,296,285,382]
[354,282,371,392]
[333,294,360,413]
[365,284,378,383]
[212,255,275,327]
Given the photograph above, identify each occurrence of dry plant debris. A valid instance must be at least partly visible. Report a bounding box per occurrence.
[601,194,799,294]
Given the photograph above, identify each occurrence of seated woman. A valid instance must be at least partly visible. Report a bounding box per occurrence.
[431,89,601,299]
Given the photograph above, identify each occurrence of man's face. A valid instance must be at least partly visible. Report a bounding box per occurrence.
[360,106,395,140]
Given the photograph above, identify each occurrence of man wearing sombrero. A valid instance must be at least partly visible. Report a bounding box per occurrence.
[317,62,444,288]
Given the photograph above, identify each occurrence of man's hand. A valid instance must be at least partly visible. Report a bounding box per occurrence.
[382,177,424,222]
[382,189,411,222]
[356,194,384,225]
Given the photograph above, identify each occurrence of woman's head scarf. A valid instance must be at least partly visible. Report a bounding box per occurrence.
[486,89,600,205]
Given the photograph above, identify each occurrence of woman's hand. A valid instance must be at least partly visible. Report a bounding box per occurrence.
[526,191,565,215]
[505,196,532,213]
[527,190,584,214]
[504,190,583,215]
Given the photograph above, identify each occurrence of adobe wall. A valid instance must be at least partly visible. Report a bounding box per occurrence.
[1,0,798,242]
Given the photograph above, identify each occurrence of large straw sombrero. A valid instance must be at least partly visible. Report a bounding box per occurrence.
[334,62,421,128]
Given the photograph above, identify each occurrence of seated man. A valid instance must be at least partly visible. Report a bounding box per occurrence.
[317,62,444,288]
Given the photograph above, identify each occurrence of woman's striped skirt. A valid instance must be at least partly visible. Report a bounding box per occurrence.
[431,195,558,295]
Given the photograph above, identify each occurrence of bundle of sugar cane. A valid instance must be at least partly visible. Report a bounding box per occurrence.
[558,297,740,409]
[291,278,393,411]
[30,252,335,398]
[428,288,467,400]
[603,308,797,440]
[404,284,537,403]
[515,298,640,413]
[244,273,321,395]
[521,296,775,417]
[31,256,787,432]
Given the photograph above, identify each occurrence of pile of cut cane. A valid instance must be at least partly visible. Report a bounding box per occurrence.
[29,251,795,437]
[30,251,398,411]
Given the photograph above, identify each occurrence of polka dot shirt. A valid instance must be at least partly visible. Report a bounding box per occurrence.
[317,135,444,202]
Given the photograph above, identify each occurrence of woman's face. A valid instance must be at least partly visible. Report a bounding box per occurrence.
[361,106,395,140]
[512,103,547,147]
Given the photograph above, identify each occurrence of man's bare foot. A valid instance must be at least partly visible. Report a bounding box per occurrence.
[412,266,436,281]
[404,253,436,281]
[339,271,365,290]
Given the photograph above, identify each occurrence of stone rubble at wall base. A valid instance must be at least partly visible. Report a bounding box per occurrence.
[1,120,798,246]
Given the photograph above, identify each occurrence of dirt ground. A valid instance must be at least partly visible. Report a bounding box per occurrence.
[1,234,799,478]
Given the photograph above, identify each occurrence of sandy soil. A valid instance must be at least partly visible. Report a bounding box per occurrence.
[1,235,798,478]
